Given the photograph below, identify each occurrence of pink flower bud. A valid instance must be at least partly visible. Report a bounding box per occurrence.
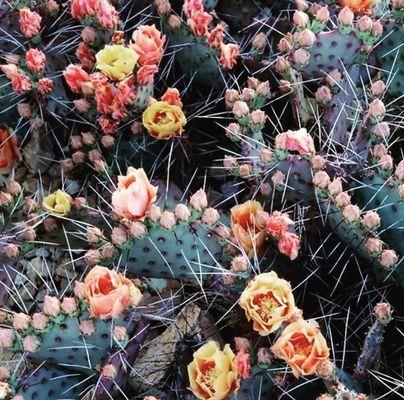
[296,0,309,11]
[370,80,386,97]
[3,243,19,259]
[225,89,239,109]
[260,148,273,163]
[85,249,101,265]
[0,329,15,348]
[168,14,182,30]
[373,122,390,139]
[379,249,398,269]
[79,319,95,336]
[395,160,404,181]
[230,255,248,272]
[275,56,291,73]
[362,211,381,230]
[190,189,208,211]
[88,149,102,163]
[313,171,331,189]
[257,347,272,365]
[272,170,285,187]
[81,27,96,44]
[72,151,85,164]
[131,121,143,135]
[74,281,87,300]
[32,313,48,330]
[101,243,115,259]
[373,302,392,324]
[338,7,354,26]
[252,32,267,50]
[70,135,83,150]
[293,48,310,65]
[296,29,316,47]
[371,20,383,37]
[202,207,220,226]
[315,85,332,104]
[129,221,147,238]
[293,10,309,27]
[247,77,260,90]
[21,227,36,241]
[234,337,251,354]
[233,101,249,118]
[398,184,404,199]
[278,37,293,53]
[241,88,255,102]
[102,364,117,380]
[86,226,103,243]
[111,227,127,246]
[328,178,343,196]
[357,16,372,32]
[316,359,335,379]
[215,225,231,240]
[61,297,78,315]
[73,99,91,113]
[0,366,10,382]
[0,192,12,207]
[224,155,237,170]
[43,295,61,317]
[17,103,32,118]
[342,204,361,223]
[160,211,176,229]
[23,334,40,352]
[239,164,251,177]
[326,69,342,87]
[74,197,87,210]
[368,98,386,119]
[101,135,115,148]
[315,6,330,23]
[113,326,127,342]
[13,313,31,330]
[366,237,383,255]
[154,0,171,14]
[379,154,393,170]
[250,109,266,125]
[311,155,326,170]
[372,143,387,158]
[172,204,190,222]
[225,122,241,139]
[146,204,162,222]
[335,192,351,208]
[5,180,21,196]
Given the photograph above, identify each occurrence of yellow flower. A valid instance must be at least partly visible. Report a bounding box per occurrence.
[188,341,239,400]
[43,190,72,216]
[239,271,296,335]
[95,45,138,81]
[142,101,186,140]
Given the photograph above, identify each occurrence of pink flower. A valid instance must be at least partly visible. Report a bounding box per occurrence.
[266,211,294,239]
[275,128,315,155]
[70,0,99,20]
[313,171,331,189]
[32,313,49,330]
[278,232,300,260]
[219,43,239,70]
[99,116,118,135]
[235,352,251,379]
[293,10,309,27]
[0,64,18,79]
[19,8,42,38]
[187,11,212,36]
[183,0,204,18]
[252,32,267,50]
[207,24,225,48]
[112,167,158,219]
[161,87,182,107]
[61,297,78,315]
[0,329,15,348]
[97,0,119,30]
[25,49,46,73]
[365,237,383,255]
[63,64,90,93]
[76,43,96,70]
[234,337,251,353]
[11,72,31,94]
[335,192,351,208]
[137,64,158,85]
[131,25,165,66]
[368,99,386,119]
[43,295,61,317]
[37,78,53,96]
[315,86,332,104]
[84,266,142,319]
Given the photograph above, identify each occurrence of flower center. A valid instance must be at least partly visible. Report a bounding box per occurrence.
[290,333,312,356]
[254,292,281,321]
[200,360,218,388]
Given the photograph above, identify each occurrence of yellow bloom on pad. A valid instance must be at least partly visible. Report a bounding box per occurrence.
[42,190,72,216]
[96,45,138,81]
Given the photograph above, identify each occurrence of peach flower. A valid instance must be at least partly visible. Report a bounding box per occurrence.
[231,200,267,257]
[161,87,182,107]
[266,211,294,239]
[84,266,143,319]
[235,352,251,379]
[239,271,296,335]
[339,0,374,14]
[137,64,158,85]
[275,128,315,155]
[11,72,31,94]
[0,128,20,174]
[183,0,204,18]
[188,11,212,36]
[131,25,165,66]
[70,0,98,20]
[25,49,46,73]
[19,8,42,38]
[112,167,158,219]
[188,341,239,400]
[271,319,330,377]
[278,232,300,260]
[97,0,119,30]
[219,43,239,70]
[63,64,90,93]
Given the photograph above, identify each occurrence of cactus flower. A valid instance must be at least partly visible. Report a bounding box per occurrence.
[339,0,375,14]
[131,25,165,66]
[0,127,20,174]
[42,190,72,216]
[19,8,42,38]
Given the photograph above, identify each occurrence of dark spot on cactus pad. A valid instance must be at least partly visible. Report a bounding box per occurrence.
[129,257,137,262]
[392,205,397,212]
[329,55,335,60]
[55,336,62,343]
[157,237,165,243]
[177,239,183,245]
[180,265,187,271]
[176,253,182,258]
[331,41,337,47]
[143,247,150,253]
[102,333,108,339]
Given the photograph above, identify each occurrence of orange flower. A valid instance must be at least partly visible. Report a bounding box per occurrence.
[230,200,267,257]
[76,43,96,70]
[187,11,212,36]
[63,64,90,93]
[278,232,300,261]
[266,211,294,239]
[219,43,239,70]
[137,64,158,85]
[19,8,42,38]
[0,127,20,174]
[131,25,165,66]
[84,266,142,319]
[11,72,31,94]
[239,271,296,335]
[339,0,375,14]
[161,87,182,107]
[25,49,46,73]
[70,0,98,20]
[188,341,239,400]
[112,167,158,219]
[271,319,330,377]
